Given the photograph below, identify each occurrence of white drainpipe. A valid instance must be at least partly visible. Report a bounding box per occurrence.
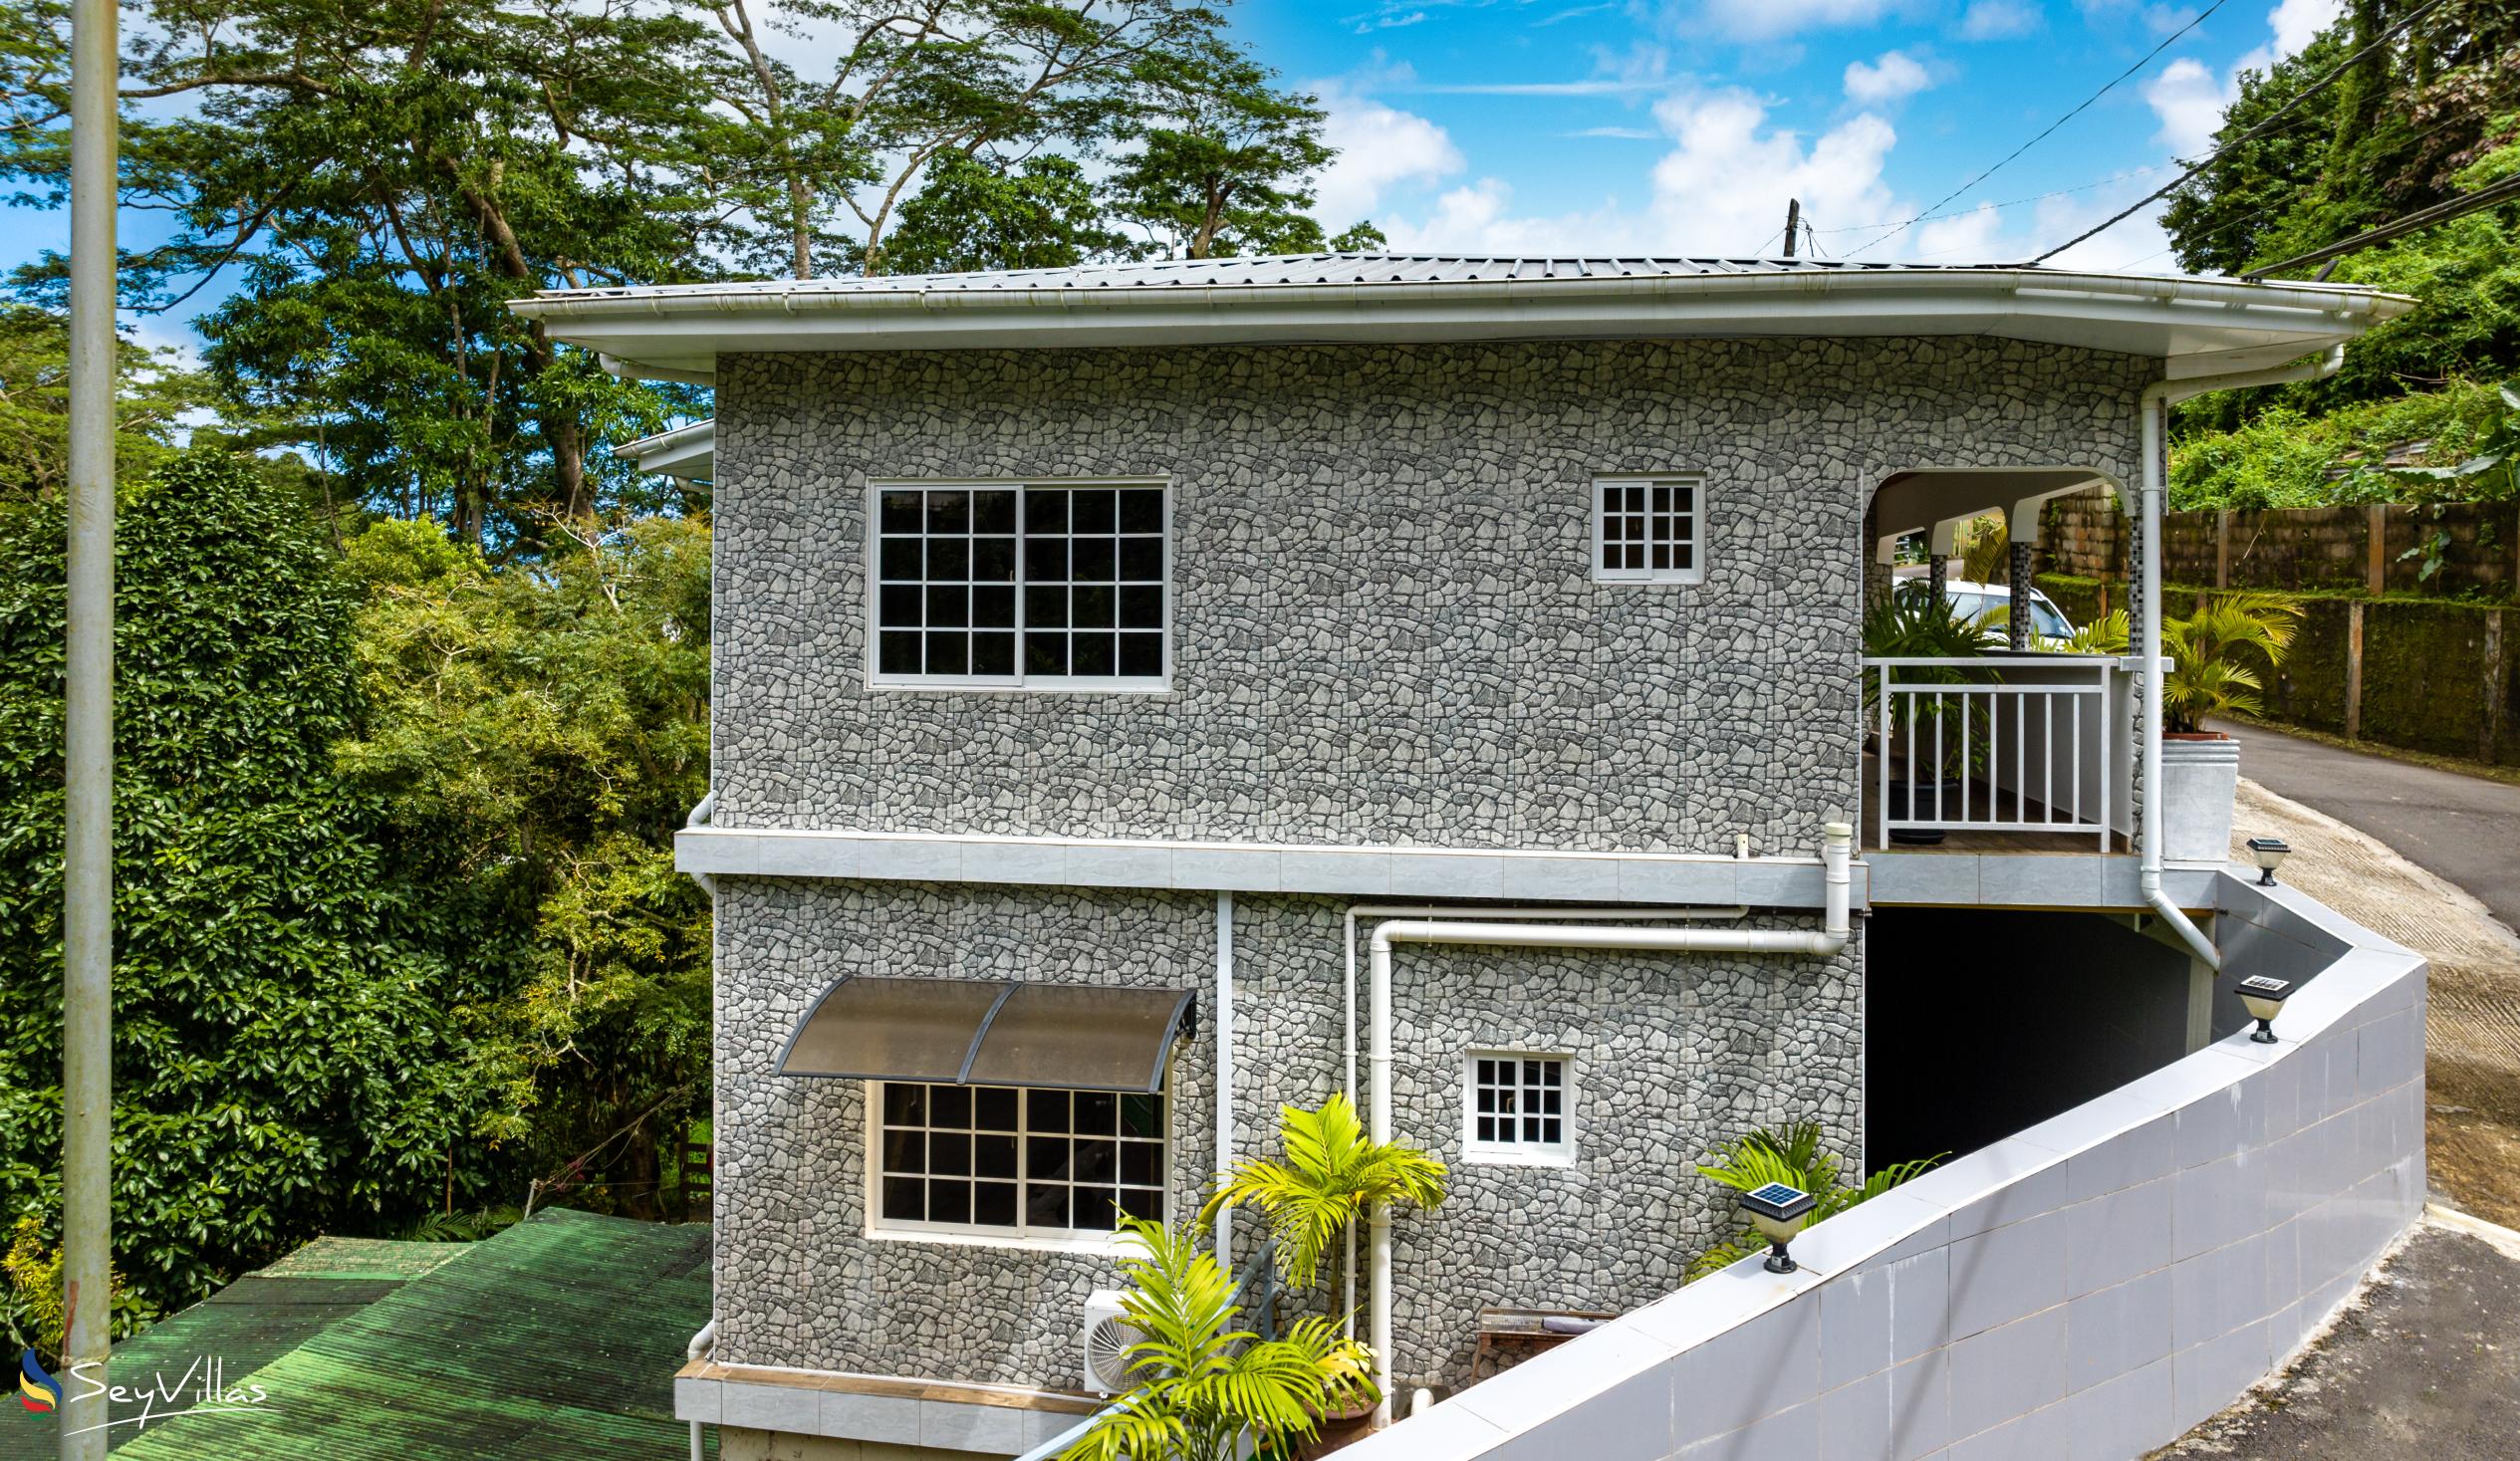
[686,1320,717,1461]
[1336,898,1755,1337]
[1361,823,1855,1424]
[1215,891,1236,1265]
[2136,347,2343,969]
[684,789,718,899]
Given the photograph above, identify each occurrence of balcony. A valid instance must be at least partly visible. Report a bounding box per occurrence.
[1861,653,2135,855]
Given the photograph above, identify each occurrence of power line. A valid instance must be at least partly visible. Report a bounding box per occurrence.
[2243,172,2520,277]
[2030,0,2453,263]
[1847,0,2234,259]
[1815,163,2170,243]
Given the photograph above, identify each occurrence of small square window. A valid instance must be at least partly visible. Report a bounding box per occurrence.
[1463,1053,1575,1164]
[1592,476,1704,585]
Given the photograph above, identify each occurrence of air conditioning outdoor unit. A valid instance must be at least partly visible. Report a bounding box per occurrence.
[1081,1289,1145,1394]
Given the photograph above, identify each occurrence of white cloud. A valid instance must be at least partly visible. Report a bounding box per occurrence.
[2142,56,2227,156]
[1680,0,1905,44]
[1956,0,2043,37]
[2144,0,2343,156]
[1567,125,1663,139]
[1355,9,1428,32]
[1844,49,1934,105]
[1311,82,1467,225]
[1646,89,1906,251]
[1378,178,1655,254]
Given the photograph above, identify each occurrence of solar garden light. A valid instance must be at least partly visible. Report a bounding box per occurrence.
[2238,975,2294,1044]
[2245,837,2291,886]
[1739,1181,1819,1274]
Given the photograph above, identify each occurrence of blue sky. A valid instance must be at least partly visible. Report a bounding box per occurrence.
[1228,0,2338,270]
[6,0,2339,361]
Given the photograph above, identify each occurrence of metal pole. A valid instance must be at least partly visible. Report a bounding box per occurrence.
[62,0,117,1448]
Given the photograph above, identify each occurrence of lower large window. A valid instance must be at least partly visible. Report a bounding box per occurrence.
[871,1082,1166,1241]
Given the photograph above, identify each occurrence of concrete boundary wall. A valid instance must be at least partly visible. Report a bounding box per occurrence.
[1348,870,2427,1461]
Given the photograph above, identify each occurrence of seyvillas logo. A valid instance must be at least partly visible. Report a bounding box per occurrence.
[17,1351,61,1414]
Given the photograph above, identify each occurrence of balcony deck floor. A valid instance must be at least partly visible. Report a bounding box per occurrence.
[1859,754,2133,855]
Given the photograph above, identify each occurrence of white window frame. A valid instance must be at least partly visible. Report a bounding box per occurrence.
[865,477,1174,693]
[862,1078,1173,1255]
[1590,474,1706,586]
[1461,1051,1577,1167]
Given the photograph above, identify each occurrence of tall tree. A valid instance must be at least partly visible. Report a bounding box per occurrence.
[2,0,720,548]
[0,307,219,501]
[883,152,1132,274]
[695,0,1220,278]
[336,512,713,1216]
[0,453,503,1315]
[1106,35,1337,259]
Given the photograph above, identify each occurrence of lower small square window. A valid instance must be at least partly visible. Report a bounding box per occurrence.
[1463,1053,1575,1163]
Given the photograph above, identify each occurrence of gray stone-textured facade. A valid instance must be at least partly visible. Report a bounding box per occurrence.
[701,335,2150,1404]
[713,877,1862,1392]
[711,338,2151,852]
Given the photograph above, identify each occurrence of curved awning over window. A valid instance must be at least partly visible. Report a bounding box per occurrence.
[777,977,1196,1095]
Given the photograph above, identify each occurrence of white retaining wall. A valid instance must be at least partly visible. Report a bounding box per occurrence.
[1348,871,2427,1461]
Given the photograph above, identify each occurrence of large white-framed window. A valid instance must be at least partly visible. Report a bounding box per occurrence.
[867,1081,1169,1249]
[1462,1052,1576,1166]
[869,480,1170,690]
[1591,474,1704,585]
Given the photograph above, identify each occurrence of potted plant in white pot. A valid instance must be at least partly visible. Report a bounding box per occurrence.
[2154,594,2303,860]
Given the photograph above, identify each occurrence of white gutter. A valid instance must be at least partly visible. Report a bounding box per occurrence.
[520,269,2399,327]
[1215,891,1235,1266]
[686,1321,717,1461]
[2135,346,2344,970]
[1359,824,1855,1425]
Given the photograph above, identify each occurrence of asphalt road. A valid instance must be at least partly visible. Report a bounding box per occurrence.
[2211,717,2520,932]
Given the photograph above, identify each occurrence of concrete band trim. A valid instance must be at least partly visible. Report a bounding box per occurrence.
[676,827,1866,907]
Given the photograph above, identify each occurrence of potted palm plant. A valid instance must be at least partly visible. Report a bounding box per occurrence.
[1201,1095,1446,1448]
[1862,590,2001,843]
[2157,594,2303,860]
[1061,1217,1379,1461]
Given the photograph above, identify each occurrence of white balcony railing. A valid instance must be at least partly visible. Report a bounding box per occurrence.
[1865,655,2131,851]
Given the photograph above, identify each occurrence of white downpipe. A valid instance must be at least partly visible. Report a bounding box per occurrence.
[1337,899,1756,1338]
[684,789,718,899]
[686,1321,717,1461]
[1361,825,1855,1424]
[1215,891,1236,1265]
[2136,346,2343,970]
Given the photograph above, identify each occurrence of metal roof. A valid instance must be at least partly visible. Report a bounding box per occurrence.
[521,252,2413,386]
[531,252,2072,303]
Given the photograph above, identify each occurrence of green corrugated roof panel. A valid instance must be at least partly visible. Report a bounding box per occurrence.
[4,1210,710,1461]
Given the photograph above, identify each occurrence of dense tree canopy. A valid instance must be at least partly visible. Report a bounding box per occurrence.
[0,454,499,1317]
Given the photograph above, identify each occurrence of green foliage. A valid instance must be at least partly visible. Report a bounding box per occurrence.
[1686,1124,1942,1282]
[2169,378,2519,509]
[336,513,712,1212]
[1107,36,1345,260]
[1864,591,2002,777]
[884,154,1134,276]
[1199,1095,1445,1310]
[0,307,221,502]
[1061,1217,1378,1461]
[0,453,504,1317]
[2162,594,2304,732]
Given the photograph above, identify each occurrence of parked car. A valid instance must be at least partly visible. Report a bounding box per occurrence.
[1894,577,2078,641]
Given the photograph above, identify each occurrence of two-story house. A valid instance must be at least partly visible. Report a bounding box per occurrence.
[513,255,2409,1461]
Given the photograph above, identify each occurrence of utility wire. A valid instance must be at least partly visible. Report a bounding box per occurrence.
[2031,0,2453,263]
[1815,164,2169,239]
[1846,0,2234,259]
[2244,172,2520,277]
